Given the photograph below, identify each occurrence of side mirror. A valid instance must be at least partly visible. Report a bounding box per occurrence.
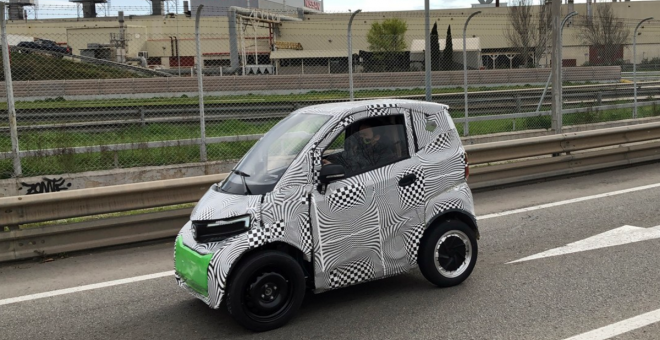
[319,164,346,184]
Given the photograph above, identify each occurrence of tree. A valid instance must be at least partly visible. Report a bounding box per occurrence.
[578,3,630,65]
[504,0,552,68]
[442,25,453,70]
[367,18,408,53]
[430,22,441,71]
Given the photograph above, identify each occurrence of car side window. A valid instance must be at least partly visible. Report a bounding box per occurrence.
[322,115,410,178]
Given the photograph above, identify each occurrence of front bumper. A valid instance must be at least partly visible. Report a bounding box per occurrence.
[174,236,213,304]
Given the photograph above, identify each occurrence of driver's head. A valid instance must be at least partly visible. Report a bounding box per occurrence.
[358,122,380,145]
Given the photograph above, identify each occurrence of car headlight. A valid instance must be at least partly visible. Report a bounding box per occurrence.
[191,215,251,243]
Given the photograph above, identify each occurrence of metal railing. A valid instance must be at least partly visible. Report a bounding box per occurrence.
[2,121,660,262]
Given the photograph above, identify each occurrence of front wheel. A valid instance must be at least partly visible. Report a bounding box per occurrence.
[226,250,306,332]
[418,220,478,287]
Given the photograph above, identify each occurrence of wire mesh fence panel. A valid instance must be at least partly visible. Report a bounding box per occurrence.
[1,3,660,180]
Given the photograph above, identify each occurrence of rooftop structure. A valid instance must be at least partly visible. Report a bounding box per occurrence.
[8,0,36,20]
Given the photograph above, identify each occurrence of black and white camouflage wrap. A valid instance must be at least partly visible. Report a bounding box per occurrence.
[174,99,476,306]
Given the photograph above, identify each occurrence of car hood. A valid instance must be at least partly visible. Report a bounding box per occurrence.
[190,184,262,222]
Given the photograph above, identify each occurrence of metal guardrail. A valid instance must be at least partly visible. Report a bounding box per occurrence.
[4,82,658,129]
[2,121,660,262]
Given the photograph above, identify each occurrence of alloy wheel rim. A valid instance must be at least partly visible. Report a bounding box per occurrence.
[433,230,472,278]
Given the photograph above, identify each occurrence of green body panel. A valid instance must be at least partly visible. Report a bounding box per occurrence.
[175,237,213,297]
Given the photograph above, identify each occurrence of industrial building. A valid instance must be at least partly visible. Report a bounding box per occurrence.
[4,0,659,76]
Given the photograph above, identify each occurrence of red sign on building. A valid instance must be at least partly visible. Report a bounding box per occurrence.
[304,0,321,10]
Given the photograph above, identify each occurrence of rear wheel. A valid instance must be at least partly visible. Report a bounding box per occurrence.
[418,220,478,287]
[226,250,306,332]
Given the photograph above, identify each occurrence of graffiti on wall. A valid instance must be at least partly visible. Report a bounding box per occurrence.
[19,177,72,195]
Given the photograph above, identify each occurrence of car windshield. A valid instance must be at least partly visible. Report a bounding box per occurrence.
[219,113,330,195]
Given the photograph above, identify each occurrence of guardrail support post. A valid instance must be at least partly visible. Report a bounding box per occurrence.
[1,3,22,177]
[195,5,207,162]
[633,17,653,119]
[463,11,481,137]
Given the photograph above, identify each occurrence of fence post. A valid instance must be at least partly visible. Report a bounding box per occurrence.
[633,17,653,119]
[463,11,480,137]
[1,3,22,177]
[347,9,361,101]
[424,0,431,101]
[195,5,207,162]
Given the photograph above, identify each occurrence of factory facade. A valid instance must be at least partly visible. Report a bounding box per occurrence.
[4,1,659,75]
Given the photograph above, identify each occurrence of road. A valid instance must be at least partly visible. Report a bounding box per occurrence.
[1,162,660,340]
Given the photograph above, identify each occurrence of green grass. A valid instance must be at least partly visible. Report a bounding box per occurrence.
[2,100,658,180]
[1,52,147,82]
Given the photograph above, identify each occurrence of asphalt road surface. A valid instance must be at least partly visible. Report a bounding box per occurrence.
[2,162,660,340]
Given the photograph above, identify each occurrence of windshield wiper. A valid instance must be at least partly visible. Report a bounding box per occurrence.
[233,169,252,195]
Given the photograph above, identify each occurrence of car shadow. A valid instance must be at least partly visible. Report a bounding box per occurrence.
[156,269,477,337]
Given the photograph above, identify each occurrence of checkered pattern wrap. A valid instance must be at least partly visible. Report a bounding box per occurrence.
[271,220,285,240]
[298,216,314,254]
[247,227,268,248]
[404,224,426,264]
[310,146,322,184]
[432,199,465,216]
[333,116,355,132]
[329,258,376,288]
[327,183,366,212]
[397,167,426,210]
[426,133,452,153]
[367,104,397,116]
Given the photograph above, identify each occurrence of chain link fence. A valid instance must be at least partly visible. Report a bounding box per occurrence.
[2,3,660,181]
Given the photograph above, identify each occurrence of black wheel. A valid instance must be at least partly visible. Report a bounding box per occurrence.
[226,250,306,332]
[418,219,478,287]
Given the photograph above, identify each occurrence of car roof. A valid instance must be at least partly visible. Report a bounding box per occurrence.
[294,99,449,118]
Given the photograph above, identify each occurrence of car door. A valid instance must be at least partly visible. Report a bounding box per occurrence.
[309,110,426,292]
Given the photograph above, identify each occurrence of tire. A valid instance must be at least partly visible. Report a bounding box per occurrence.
[226,250,306,332]
[418,219,478,287]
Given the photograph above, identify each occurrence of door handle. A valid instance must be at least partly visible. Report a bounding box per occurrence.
[398,173,416,187]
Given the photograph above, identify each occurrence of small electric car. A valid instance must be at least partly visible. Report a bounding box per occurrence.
[174,99,479,332]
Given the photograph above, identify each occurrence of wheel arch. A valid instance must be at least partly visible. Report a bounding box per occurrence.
[425,209,480,240]
[225,241,314,290]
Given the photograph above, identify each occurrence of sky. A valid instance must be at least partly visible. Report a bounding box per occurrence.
[24,0,652,18]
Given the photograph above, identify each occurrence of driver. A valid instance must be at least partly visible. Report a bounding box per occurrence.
[322,121,396,174]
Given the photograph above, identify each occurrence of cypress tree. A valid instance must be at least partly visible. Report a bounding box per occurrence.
[430,22,440,71]
[442,25,453,71]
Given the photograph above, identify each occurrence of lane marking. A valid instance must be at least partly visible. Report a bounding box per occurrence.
[477,182,660,220]
[562,307,660,340]
[3,182,660,307]
[508,225,660,263]
[0,271,173,307]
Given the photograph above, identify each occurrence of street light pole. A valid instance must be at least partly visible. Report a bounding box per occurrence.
[462,11,480,137]
[195,5,207,162]
[424,0,431,101]
[634,17,653,119]
[536,11,577,117]
[348,9,362,101]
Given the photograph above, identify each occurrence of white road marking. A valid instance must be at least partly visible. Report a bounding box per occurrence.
[477,182,660,220]
[562,307,660,340]
[2,182,660,307]
[508,225,660,263]
[0,271,173,307]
